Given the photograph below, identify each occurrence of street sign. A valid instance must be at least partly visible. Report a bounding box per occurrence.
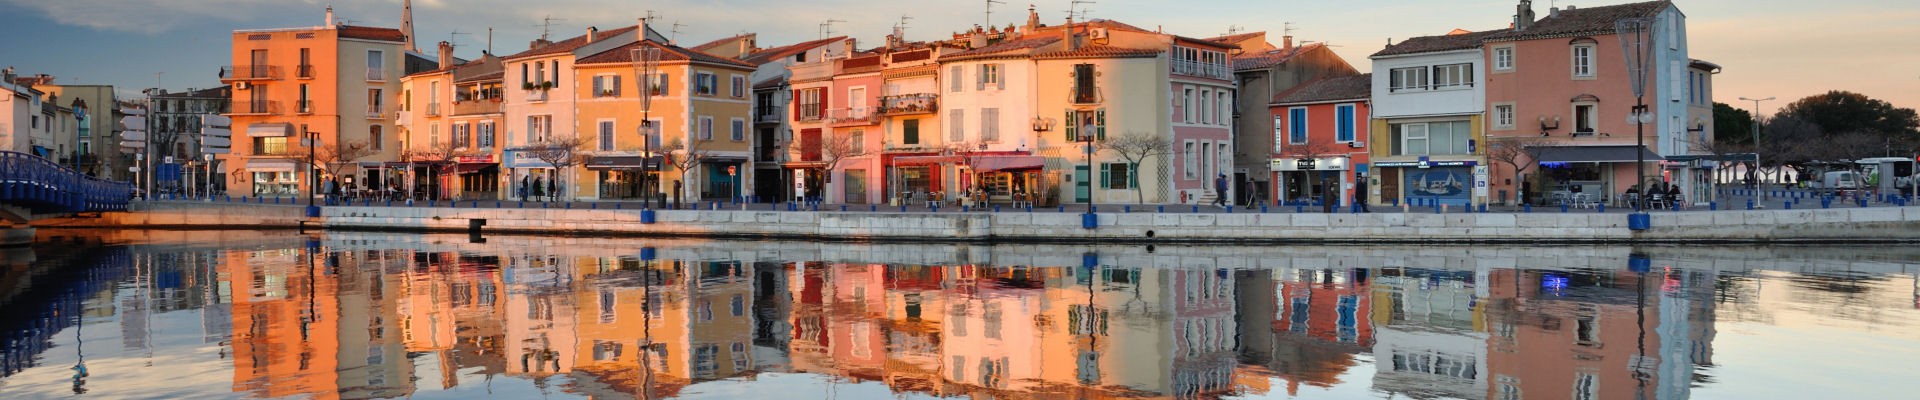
[727,165,737,175]
[202,136,232,147]
[120,130,148,141]
[119,140,147,148]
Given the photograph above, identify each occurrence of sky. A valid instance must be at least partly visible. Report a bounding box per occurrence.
[1,0,1916,114]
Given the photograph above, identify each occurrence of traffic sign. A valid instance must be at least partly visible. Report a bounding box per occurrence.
[727,165,737,175]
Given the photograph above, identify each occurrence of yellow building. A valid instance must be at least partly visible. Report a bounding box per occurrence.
[571,39,756,202]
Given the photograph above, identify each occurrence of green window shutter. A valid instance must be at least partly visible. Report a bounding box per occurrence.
[1064,110,1077,141]
[1099,164,1110,190]
[1127,163,1138,188]
[1095,108,1107,140]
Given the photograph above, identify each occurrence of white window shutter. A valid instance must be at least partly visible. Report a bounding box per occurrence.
[1669,60,1683,102]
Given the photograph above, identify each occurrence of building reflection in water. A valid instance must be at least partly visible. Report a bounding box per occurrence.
[9,235,1920,399]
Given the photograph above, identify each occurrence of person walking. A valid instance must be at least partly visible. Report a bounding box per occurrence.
[1356,173,1371,212]
[1212,174,1229,208]
[519,175,529,201]
[532,176,546,201]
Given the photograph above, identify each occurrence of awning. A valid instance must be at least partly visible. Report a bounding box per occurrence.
[972,155,1045,172]
[453,164,497,175]
[1535,145,1665,164]
[894,155,959,166]
[31,146,50,157]
[247,123,293,137]
[246,159,298,172]
[585,155,663,170]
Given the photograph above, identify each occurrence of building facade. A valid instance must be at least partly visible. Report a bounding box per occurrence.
[1271,74,1373,207]
[1369,31,1495,207]
[571,37,756,202]
[1226,35,1359,204]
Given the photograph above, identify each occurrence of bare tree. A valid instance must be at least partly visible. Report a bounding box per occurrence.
[947,140,990,201]
[527,135,592,201]
[1486,137,1563,204]
[815,133,862,203]
[1097,131,1173,204]
[1275,139,1342,161]
[662,137,711,206]
[312,139,377,190]
[1687,133,1747,186]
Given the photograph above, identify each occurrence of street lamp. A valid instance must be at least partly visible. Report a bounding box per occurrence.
[1080,126,1095,216]
[1738,96,1773,203]
[1616,18,1654,212]
[306,130,319,209]
[633,46,661,209]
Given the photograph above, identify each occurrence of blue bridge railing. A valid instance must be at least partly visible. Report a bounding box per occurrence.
[0,150,132,213]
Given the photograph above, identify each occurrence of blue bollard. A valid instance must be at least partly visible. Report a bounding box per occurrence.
[1859,198,1869,208]
[1523,203,1531,213]
[1786,201,1793,210]
[1821,197,1831,208]
[1746,199,1754,210]
[1598,203,1605,213]
[994,205,1001,212]
[1261,205,1269,213]
[1479,204,1487,213]
[1435,203,1442,214]
[1124,205,1131,213]
[591,202,597,209]
[930,204,938,212]
[1227,205,1234,213]
[901,204,908,212]
[1027,205,1033,212]
[872,205,879,212]
[1710,201,1718,211]
[842,205,849,212]
[1059,205,1066,213]
[1296,205,1304,213]
[1158,205,1166,213]
[1192,205,1200,213]
[1561,204,1569,213]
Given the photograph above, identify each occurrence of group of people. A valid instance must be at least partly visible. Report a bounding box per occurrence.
[517,175,562,202]
[1626,181,1685,209]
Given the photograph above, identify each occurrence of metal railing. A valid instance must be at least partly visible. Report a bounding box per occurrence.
[1171,60,1231,80]
[756,108,784,124]
[0,150,131,212]
[232,100,280,115]
[254,141,291,156]
[828,107,877,126]
[294,100,313,114]
[296,64,314,79]
[425,103,441,117]
[1071,86,1103,105]
[221,65,281,80]
[366,69,386,81]
[877,94,938,116]
[796,106,823,122]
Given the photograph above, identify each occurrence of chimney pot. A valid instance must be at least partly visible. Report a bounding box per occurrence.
[1283,35,1294,50]
[437,41,453,70]
[587,27,598,42]
[638,17,649,42]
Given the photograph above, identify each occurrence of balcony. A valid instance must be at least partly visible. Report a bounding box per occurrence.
[789,62,836,83]
[877,94,938,116]
[755,107,784,124]
[452,99,500,116]
[253,141,291,156]
[365,69,386,81]
[296,64,314,79]
[1171,60,1231,80]
[220,65,282,81]
[796,106,823,123]
[425,103,442,117]
[524,89,548,102]
[294,100,314,114]
[1071,86,1103,105]
[828,107,877,127]
[232,100,280,115]
[366,105,386,119]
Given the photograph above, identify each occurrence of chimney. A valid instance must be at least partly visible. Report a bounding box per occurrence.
[1549,7,1560,19]
[1515,0,1536,31]
[437,41,453,70]
[1024,5,1040,34]
[325,5,335,27]
[587,26,598,42]
[1282,35,1294,51]
[739,35,754,57]
[638,17,649,42]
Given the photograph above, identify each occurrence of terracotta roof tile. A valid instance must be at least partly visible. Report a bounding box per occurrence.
[1032,45,1163,60]
[740,37,846,65]
[1273,74,1371,105]
[576,41,754,68]
[1371,29,1508,57]
[689,33,753,52]
[504,25,640,60]
[939,37,1061,62]
[1207,31,1266,45]
[1485,1,1672,42]
[1232,43,1324,71]
[337,25,407,42]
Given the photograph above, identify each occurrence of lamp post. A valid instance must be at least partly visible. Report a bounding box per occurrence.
[1081,129,1095,216]
[1616,18,1654,212]
[305,130,319,212]
[633,46,661,209]
[1738,96,1773,202]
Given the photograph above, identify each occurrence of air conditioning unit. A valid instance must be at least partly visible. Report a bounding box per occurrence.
[1089,28,1109,40]
[234,82,251,90]
[1349,141,1366,148]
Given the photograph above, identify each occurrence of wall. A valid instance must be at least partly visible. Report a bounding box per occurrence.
[1370,49,1486,118]
[34,202,307,228]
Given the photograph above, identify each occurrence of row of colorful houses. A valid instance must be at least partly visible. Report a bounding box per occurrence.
[215,0,1717,207]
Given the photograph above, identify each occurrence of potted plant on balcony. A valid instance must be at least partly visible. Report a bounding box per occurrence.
[539,81,556,91]
[522,82,536,91]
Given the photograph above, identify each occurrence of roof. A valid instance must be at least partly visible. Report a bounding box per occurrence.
[337,25,407,42]
[740,36,846,65]
[504,25,640,59]
[1233,43,1324,71]
[752,76,784,89]
[939,37,1061,62]
[689,33,753,52]
[576,40,754,68]
[1486,1,1673,42]
[1208,31,1267,46]
[1371,29,1508,58]
[152,86,231,99]
[1273,74,1372,105]
[454,70,503,83]
[1033,45,1163,60]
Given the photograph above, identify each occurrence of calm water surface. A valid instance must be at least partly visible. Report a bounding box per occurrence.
[1,230,1917,399]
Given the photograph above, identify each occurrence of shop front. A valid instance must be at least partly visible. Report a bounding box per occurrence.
[451,155,501,200]
[963,155,1045,206]
[585,155,662,200]
[890,155,949,206]
[504,148,558,201]
[1270,156,1351,206]
[703,158,747,201]
[246,159,300,196]
[1374,159,1476,207]
[1529,145,1664,206]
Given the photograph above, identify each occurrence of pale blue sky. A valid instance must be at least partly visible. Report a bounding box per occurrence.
[2,0,1915,113]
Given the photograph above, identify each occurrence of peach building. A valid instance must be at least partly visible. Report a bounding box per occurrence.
[570,37,756,202]
[397,42,506,200]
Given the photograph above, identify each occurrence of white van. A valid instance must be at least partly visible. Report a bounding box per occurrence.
[1812,170,1859,193]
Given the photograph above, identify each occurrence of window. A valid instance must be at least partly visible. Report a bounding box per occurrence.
[731,294,745,316]
[1394,121,1473,155]
[1493,46,1514,71]
[528,115,552,142]
[1288,107,1308,144]
[699,116,714,140]
[798,88,822,120]
[1574,104,1597,134]
[1102,163,1132,189]
[731,118,745,141]
[521,64,529,86]
[1182,87,1195,123]
[1390,67,1429,91]
[477,122,493,148]
[949,65,963,92]
[850,129,864,154]
[1200,142,1213,179]
[1219,92,1232,126]
[298,84,312,113]
[1272,115,1284,152]
[949,109,965,142]
[980,108,1000,141]
[369,125,383,150]
[367,88,383,115]
[1336,104,1357,142]
[1572,44,1596,78]
[366,50,385,81]
[429,123,441,148]
[1072,63,1096,103]
[1493,104,1516,130]
[592,74,622,97]
[696,72,718,95]
[1575,314,1600,345]
[1432,63,1474,89]
[731,75,746,98]
[1183,141,1197,179]
[977,64,1003,90]
[902,119,920,145]
[1199,89,1211,124]
[649,72,670,95]
[1574,373,1598,400]
[598,120,615,151]
[453,123,471,148]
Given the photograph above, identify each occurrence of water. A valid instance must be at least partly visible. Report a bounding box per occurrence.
[2,231,1918,399]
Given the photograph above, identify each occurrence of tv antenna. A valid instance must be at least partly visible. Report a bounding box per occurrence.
[819,19,845,39]
[1068,0,1097,21]
[895,15,913,37]
[1221,25,1243,37]
[984,0,1006,27]
[534,15,566,41]
[448,30,471,50]
[670,21,686,44]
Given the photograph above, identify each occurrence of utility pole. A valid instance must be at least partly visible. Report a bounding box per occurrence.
[1739,96,1774,204]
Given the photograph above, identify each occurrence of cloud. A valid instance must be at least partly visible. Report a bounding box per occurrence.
[1,0,288,34]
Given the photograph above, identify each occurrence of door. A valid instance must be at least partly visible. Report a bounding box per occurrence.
[844,169,867,204]
[1074,165,1091,203]
[1381,169,1401,205]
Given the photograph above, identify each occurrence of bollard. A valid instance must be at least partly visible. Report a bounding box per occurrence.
[1158,205,1166,213]
[1124,205,1131,213]
[930,204,938,212]
[1193,205,1200,213]
[994,205,1001,213]
[1227,205,1235,213]
[1710,202,1717,211]
[1478,204,1487,213]
[1858,198,1869,208]
[1027,205,1033,212]
[591,202,597,209]
[1561,204,1569,213]
[1059,205,1066,213]
[901,204,908,212]
[872,205,879,212]
[1597,203,1605,213]
[1821,197,1831,208]
[1523,203,1531,213]
[1786,200,1793,210]
[1262,205,1269,213]
[1746,199,1754,210]
[1298,205,1306,213]
[841,205,848,212]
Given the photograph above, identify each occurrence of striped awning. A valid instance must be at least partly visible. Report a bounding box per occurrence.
[247,123,293,137]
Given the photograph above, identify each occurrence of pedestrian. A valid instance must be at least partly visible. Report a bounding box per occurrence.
[1212,174,1229,207]
[519,175,529,201]
[532,176,545,200]
[1356,173,1371,212]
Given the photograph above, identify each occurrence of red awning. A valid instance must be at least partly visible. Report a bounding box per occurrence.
[973,155,1045,172]
[451,163,496,174]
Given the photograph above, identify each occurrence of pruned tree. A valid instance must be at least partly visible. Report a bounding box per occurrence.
[662,137,712,205]
[947,140,990,200]
[815,132,862,203]
[1486,137,1563,204]
[1686,132,1748,185]
[1097,131,1173,204]
[527,135,592,201]
[312,139,377,189]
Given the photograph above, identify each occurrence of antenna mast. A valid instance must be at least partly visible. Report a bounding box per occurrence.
[984,0,1006,27]
[535,15,566,41]
[819,19,846,39]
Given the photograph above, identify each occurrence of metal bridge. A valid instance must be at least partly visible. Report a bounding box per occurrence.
[0,151,131,223]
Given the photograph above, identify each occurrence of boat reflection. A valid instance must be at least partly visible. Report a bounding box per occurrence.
[2,232,1919,399]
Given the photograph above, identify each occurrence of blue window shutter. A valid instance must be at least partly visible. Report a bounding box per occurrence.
[613,75,622,96]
